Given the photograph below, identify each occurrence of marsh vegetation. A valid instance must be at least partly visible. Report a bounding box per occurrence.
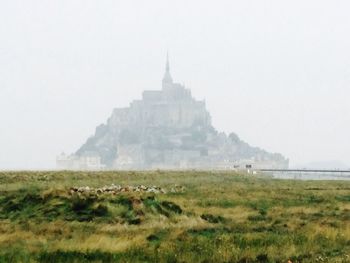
[0,171,349,262]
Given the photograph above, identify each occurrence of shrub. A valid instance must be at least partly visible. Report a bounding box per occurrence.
[200,214,225,224]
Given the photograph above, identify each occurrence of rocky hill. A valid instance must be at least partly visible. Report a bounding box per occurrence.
[64,56,288,170]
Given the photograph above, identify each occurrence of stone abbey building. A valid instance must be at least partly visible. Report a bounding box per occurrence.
[57,55,288,170]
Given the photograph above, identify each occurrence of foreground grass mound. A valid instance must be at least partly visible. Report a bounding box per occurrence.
[0,188,182,224]
[0,170,349,262]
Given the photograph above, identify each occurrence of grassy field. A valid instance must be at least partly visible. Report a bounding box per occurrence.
[0,170,349,263]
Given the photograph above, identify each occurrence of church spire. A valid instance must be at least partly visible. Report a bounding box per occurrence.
[162,51,173,87]
[166,51,170,72]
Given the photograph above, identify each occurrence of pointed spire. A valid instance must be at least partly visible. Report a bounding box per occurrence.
[166,51,170,72]
[162,51,173,86]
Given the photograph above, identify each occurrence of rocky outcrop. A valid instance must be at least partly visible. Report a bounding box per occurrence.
[72,57,288,170]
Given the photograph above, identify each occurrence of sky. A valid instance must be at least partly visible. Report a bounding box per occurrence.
[0,0,350,169]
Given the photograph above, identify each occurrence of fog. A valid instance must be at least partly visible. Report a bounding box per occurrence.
[1,0,350,169]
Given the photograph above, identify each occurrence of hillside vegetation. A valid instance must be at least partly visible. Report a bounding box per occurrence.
[0,171,349,262]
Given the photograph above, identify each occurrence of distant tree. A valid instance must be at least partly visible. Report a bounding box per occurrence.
[228,133,240,143]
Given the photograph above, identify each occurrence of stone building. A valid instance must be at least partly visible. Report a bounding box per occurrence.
[57,54,289,170]
[108,55,210,131]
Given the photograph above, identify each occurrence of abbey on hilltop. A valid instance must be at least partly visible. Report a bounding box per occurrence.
[57,54,288,170]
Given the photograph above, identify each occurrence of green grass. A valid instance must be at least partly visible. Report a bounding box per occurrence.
[0,170,349,262]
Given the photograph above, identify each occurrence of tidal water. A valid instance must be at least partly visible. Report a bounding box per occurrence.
[269,171,350,181]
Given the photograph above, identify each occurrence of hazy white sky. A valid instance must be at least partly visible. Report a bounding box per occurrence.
[1,0,350,169]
